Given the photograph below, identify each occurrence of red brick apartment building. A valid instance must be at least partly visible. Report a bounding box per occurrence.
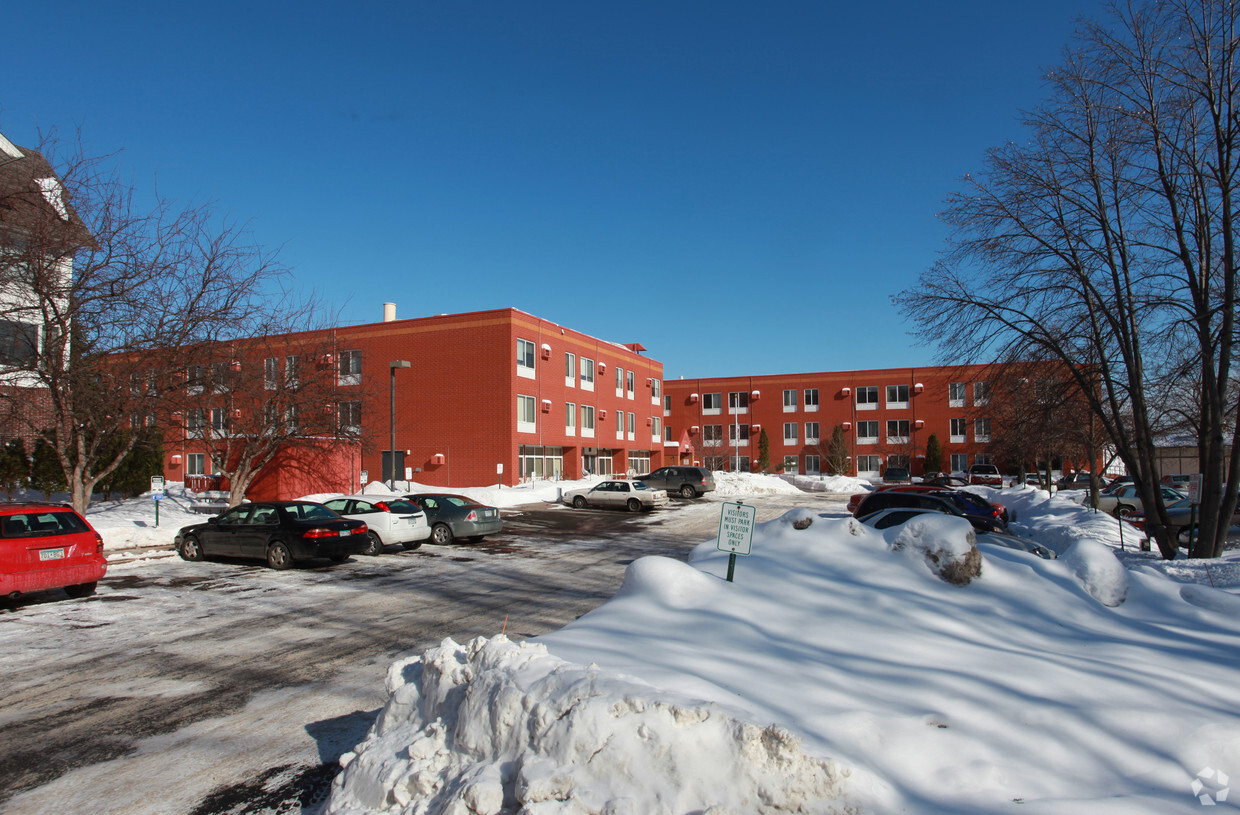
[662,366,1000,479]
[166,307,667,493]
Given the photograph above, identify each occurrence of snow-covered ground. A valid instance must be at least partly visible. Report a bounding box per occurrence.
[314,481,1240,814]
[49,477,1240,812]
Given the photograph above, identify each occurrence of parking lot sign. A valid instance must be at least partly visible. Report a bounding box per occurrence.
[718,502,756,582]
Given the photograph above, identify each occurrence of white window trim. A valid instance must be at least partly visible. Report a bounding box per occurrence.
[517,394,537,434]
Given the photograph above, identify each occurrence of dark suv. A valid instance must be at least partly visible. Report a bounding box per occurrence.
[636,466,716,498]
[854,491,1008,533]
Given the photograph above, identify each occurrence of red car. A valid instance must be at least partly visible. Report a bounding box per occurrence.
[0,503,107,601]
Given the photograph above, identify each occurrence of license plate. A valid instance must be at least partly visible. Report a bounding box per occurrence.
[340,529,351,536]
[39,548,65,561]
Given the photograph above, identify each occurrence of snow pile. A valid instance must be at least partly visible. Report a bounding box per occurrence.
[781,473,872,494]
[886,513,982,585]
[974,485,1145,556]
[329,636,853,815]
[711,470,802,497]
[1059,538,1129,606]
[329,505,1240,813]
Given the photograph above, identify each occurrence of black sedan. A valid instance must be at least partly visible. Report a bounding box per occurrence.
[402,493,503,544]
[175,501,370,569]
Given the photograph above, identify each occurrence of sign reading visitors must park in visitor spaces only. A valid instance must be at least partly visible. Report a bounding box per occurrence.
[718,501,756,582]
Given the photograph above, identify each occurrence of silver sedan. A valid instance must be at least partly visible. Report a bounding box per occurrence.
[564,480,669,512]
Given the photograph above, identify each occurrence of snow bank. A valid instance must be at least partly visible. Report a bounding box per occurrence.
[1060,539,1129,606]
[329,635,854,815]
[780,473,872,494]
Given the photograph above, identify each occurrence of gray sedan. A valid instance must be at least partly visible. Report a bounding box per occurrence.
[401,493,503,544]
[1093,485,1185,518]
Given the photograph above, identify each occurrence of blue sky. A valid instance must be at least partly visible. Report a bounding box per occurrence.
[3,1,1104,379]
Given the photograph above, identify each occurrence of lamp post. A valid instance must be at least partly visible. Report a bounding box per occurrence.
[389,360,411,489]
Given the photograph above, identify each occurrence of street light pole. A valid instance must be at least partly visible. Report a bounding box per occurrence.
[389,360,411,490]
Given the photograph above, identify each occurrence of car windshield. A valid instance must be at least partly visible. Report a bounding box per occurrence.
[441,496,483,508]
[632,481,652,490]
[1,511,88,537]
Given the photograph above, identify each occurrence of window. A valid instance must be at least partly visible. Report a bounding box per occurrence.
[339,401,361,432]
[885,384,909,408]
[804,388,819,412]
[581,358,595,390]
[782,389,797,412]
[264,357,278,390]
[581,405,595,437]
[703,425,723,447]
[565,402,576,434]
[0,319,39,368]
[210,408,229,435]
[517,339,536,378]
[783,422,798,445]
[664,425,673,443]
[616,410,624,441]
[187,408,205,438]
[517,395,536,433]
[186,453,205,476]
[285,355,300,388]
[627,411,636,440]
[703,393,722,414]
[663,394,671,414]
[651,379,661,402]
[187,365,205,395]
[629,449,652,474]
[805,455,821,475]
[856,386,878,410]
[338,350,362,385]
[651,416,661,440]
[783,455,798,474]
[949,382,966,407]
[975,418,992,442]
[974,452,993,465]
[950,453,968,472]
[857,421,879,444]
[565,352,576,386]
[284,404,299,433]
[886,420,910,443]
[950,418,967,443]
[857,454,881,474]
[805,422,819,445]
[730,455,751,472]
[973,381,990,406]
[615,366,624,395]
[729,424,750,446]
[626,370,635,399]
[887,454,910,469]
[728,392,749,413]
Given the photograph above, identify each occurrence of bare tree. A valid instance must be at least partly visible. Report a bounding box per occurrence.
[0,129,294,513]
[899,0,1240,558]
[174,326,369,508]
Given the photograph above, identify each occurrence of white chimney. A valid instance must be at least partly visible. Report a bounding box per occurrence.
[383,302,396,322]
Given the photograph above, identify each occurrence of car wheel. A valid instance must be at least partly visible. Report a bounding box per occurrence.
[627,498,641,512]
[64,582,96,599]
[1115,504,1134,518]
[680,485,697,498]
[362,531,384,556]
[572,495,587,508]
[266,541,294,570]
[179,535,204,562]
[401,540,423,551]
[432,523,454,545]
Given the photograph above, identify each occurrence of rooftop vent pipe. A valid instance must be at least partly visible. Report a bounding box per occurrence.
[383,302,396,322]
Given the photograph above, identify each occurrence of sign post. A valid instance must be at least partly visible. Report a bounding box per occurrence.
[717,501,756,582]
[150,475,165,527]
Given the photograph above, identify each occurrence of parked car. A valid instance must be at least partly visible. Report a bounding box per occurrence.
[854,490,1008,533]
[636,466,716,498]
[882,467,912,485]
[1057,471,1093,490]
[1,503,107,601]
[175,500,369,569]
[925,474,970,488]
[1093,485,1185,518]
[564,480,670,512]
[402,493,503,544]
[859,507,1056,559]
[321,495,431,554]
[967,464,1003,487]
[849,484,1009,523]
[1128,496,1240,543]
[1160,474,1195,493]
